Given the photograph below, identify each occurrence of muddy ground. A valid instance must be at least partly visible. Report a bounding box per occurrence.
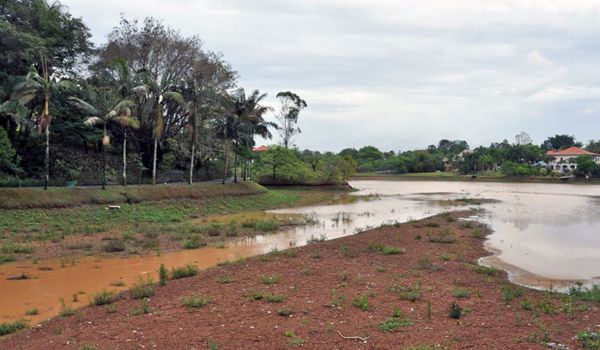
[2,211,598,349]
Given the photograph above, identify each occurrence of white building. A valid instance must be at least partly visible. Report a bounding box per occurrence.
[546,147,600,173]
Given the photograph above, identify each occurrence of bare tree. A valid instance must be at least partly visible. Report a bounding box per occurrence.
[275,91,307,149]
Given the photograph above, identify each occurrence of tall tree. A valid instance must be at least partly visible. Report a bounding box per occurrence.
[69,87,139,189]
[541,134,581,151]
[10,59,71,189]
[275,91,307,149]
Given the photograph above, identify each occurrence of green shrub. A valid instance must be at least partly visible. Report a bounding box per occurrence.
[129,276,155,299]
[576,330,600,349]
[91,290,115,306]
[453,288,471,299]
[159,264,168,286]
[473,264,497,276]
[183,236,205,249]
[260,274,281,285]
[265,293,285,303]
[352,293,370,311]
[25,308,39,316]
[379,317,413,332]
[182,294,211,308]
[0,321,27,336]
[171,264,199,279]
[102,240,125,253]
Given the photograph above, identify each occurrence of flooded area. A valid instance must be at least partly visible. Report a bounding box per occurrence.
[2,179,600,324]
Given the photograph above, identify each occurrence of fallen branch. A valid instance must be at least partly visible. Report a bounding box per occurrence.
[336,331,369,342]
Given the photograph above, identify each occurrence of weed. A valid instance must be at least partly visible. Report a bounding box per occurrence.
[110,280,126,287]
[282,248,299,258]
[339,244,359,258]
[208,339,219,350]
[289,338,305,346]
[91,290,114,306]
[471,228,485,239]
[425,222,439,228]
[278,307,293,316]
[0,321,27,336]
[428,229,457,244]
[502,285,524,304]
[260,274,281,285]
[183,236,205,249]
[284,330,296,337]
[390,284,423,302]
[461,221,474,229]
[352,293,370,311]
[25,308,39,316]
[426,300,432,320]
[217,275,232,284]
[576,330,600,349]
[536,300,557,315]
[311,251,322,259]
[521,299,533,311]
[368,242,405,255]
[265,293,285,303]
[159,264,168,286]
[379,317,413,332]
[182,293,211,308]
[473,264,497,276]
[453,288,471,299]
[569,284,600,303]
[415,234,422,240]
[307,234,327,244]
[330,290,347,308]
[58,299,75,317]
[171,264,199,279]
[102,240,125,253]
[129,276,155,299]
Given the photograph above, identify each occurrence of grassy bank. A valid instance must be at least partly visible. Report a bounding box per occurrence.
[0,182,270,210]
[0,186,351,262]
[353,172,600,184]
[3,212,598,349]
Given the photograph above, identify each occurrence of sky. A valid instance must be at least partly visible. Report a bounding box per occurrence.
[60,0,600,152]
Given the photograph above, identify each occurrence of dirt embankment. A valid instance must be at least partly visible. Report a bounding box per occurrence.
[2,212,598,349]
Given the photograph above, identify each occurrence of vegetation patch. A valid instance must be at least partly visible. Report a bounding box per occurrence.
[182,294,212,308]
[171,265,199,280]
[0,321,27,336]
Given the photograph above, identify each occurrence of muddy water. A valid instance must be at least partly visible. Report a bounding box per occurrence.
[2,180,600,324]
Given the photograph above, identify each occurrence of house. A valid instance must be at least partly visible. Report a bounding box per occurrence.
[546,147,600,173]
[252,145,270,153]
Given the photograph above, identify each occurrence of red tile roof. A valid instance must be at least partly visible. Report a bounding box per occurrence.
[546,146,598,156]
[252,145,270,152]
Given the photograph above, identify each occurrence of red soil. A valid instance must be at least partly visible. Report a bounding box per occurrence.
[2,211,598,349]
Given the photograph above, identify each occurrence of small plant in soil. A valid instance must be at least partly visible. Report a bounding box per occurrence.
[171,264,199,279]
[265,293,285,303]
[453,288,471,299]
[473,264,497,276]
[425,222,439,228]
[182,294,211,308]
[368,242,405,255]
[132,299,151,315]
[159,264,168,286]
[25,308,38,316]
[110,280,126,287]
[352,293,370,311]
[0,321,27,336]
[183,236,205,249]
[217,275,232,284]
[521,299,533,311]
[91,289,115,306]
[330,290,347,308]
[390,283,423,302]
[502,285,524,304]
[277,307,293,316]
[449,302,462,319]
[576,330,600,349]
[307,234,327,244]
[379,316,413,332]
[260,274,281,285]
[428,229,457,244]
[208,339,219,350]
[282,248,299,258]
[129,276,155,299]
[471,228,485,239]
[102,239,125,253]
[339,245,359,258]
[58,299,75,317]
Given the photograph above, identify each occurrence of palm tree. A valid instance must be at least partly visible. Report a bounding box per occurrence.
[137,70,184,185]
[69,88,139,189]
[10,56,71,189]
[229,89,275,182]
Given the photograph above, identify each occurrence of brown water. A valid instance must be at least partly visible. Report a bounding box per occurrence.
[2,180,600,324]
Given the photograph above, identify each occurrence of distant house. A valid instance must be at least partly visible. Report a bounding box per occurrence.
[546,147,600,173]
[252,145,270,153]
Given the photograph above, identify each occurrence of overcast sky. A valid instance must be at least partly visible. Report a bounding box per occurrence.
[61,0,600,152]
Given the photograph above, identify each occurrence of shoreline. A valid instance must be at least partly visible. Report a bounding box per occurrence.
[2,211,598,349]
[352,173,600,184]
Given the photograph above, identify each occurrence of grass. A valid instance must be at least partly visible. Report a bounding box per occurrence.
[0,182,267,210]
[265,293,285,303]
[277,307,293,316]
[0,321,27,336]
[58,299,75,317]
[216,275,233,284]
[473,264,497,276]
[171,265,199,279]
[569,284,600,303]
[390,283,423,302]
[182,294,212,308]
[379,317,413,332]
[0,186,346,261]
[368,242,406,255]
[576,330,600,349]
[453,288,471,299]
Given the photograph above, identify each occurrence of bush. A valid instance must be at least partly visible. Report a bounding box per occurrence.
[102,240,125,253]
[130,276,155,299]
[0,321,27,336]
[91,290,115,306]
[182,294,211,308]
[171,264,199,279]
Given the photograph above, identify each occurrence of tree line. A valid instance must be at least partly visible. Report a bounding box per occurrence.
[0,1,309,188]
